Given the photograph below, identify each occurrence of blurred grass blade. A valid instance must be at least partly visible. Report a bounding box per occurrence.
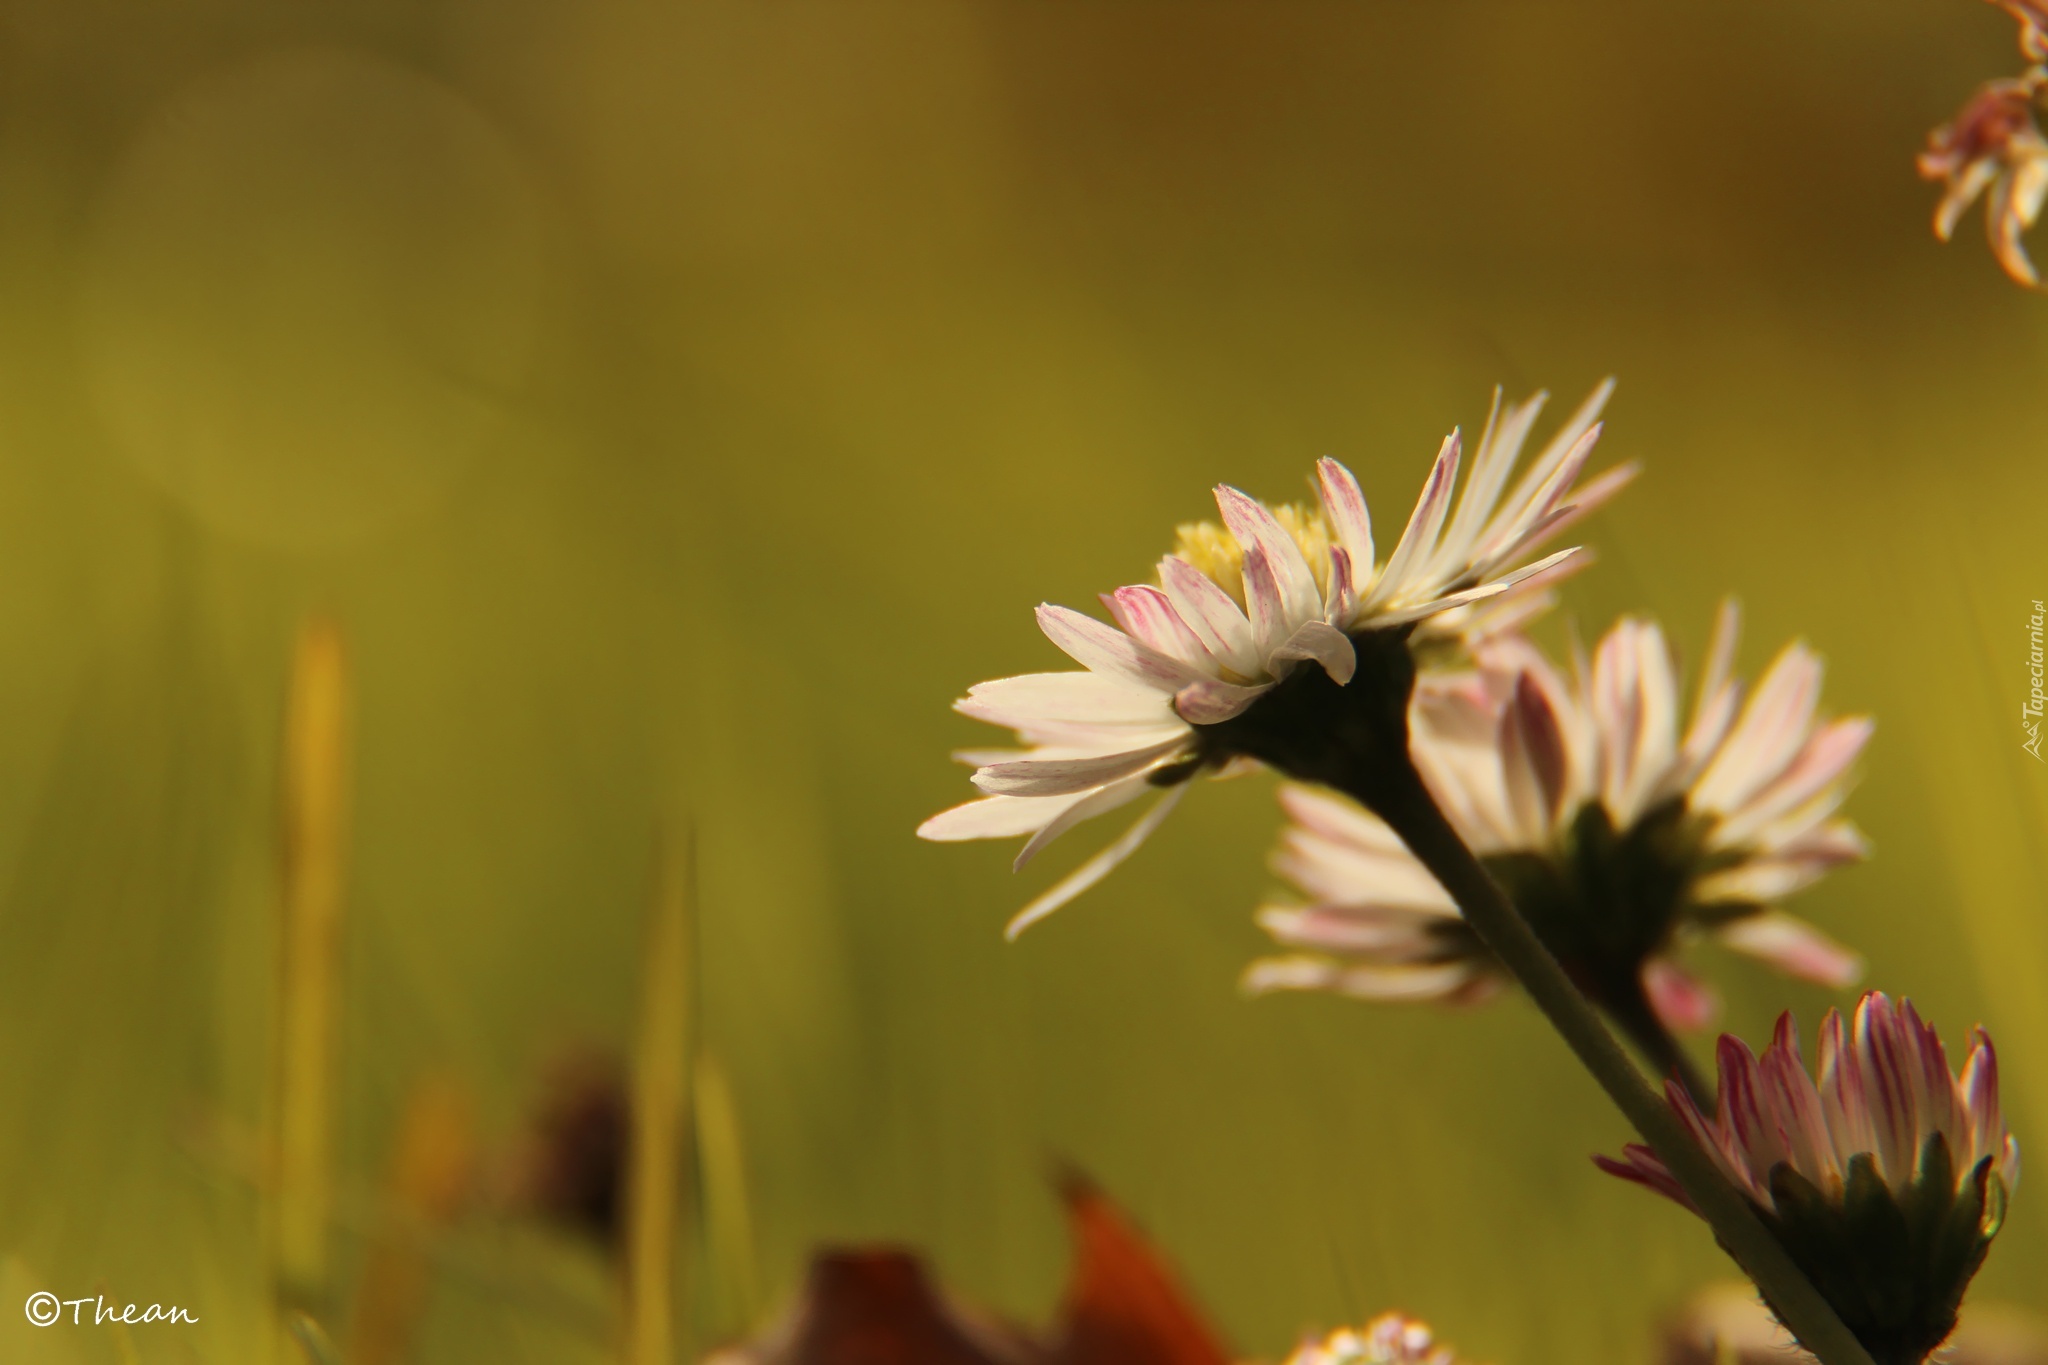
[694,1049,761,1335]
[267,619,352,1358]
[289,1312,345,1365]
[625,826,696,1365]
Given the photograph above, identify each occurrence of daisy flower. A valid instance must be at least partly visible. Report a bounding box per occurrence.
[918,383,1634,937]
[1286,1315,1459,1365]
[1246,604,1869,1049]
[1599,993,2018,1365]
[1918,70,2048,289]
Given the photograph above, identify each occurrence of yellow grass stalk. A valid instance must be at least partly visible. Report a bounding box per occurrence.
[266,619,351,1361]
[693,1051,760,1337]
[623,828,695,1365]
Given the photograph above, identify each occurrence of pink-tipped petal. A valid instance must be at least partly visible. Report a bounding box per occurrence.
[1643,958,1721,1033]
[1106,585,1213,670]
[1593,1145,1695,1210]
[1323,545,1357,623]
[1215,484,1323,626]
[1157,555,1259,676]
[1506,460,1639,556]
[1499,672,1569,842]
[1361,432,1461,614]
[1693,642,1824,813]
[1035,603,1202,694]
[1856,994,1922,1187]
[1716,912,1864,990]
[1960,1028,2007,1178]
[1759,1011,1840,1186]
[1714,716,1874,846]
[1315,457,1375,582]
[1239,544,1291,664]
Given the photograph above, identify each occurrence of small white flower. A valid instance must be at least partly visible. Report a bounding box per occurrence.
[919,385,1634,937]
[1286,1314,1459,1365]
[1246,604,1869,1028]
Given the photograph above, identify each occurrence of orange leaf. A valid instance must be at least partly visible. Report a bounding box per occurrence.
[1050,1172,1232,1365]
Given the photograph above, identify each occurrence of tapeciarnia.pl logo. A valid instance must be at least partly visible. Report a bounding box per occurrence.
[2027,599,2045,762]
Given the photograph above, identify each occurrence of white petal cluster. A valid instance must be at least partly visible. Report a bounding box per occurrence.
[1285,1314,1458,1365]
[1247,605,1870,1023]
[920,385,1631,937]
[1600,993,2020,1209]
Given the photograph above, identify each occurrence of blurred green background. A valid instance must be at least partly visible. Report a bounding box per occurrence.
[0,1,2042,1361]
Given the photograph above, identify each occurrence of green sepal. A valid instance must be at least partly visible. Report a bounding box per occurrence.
[1758,1140,2006,1365]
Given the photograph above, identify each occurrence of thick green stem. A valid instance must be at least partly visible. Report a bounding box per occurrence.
[1359,752,1873,1365]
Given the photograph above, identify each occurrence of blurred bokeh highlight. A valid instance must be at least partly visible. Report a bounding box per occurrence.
[0,1,2042,1361]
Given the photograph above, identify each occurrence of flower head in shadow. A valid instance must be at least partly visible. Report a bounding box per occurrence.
[1599,994,2019,1365]
[1919,70,2048,288]
[920,384,1632,937]
[1246,604,1868,1036]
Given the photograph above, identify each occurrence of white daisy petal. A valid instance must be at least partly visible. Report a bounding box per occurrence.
[1361,431,1462,614]
[1323,545,1357,624]
[1256,903,1458,957]
[1717,912,1864,989]
[1270,620,1357,686]
[1433,389,1544,572]
[1104,585,1213,670]
[1314,457,1374,577]
[1243,956,1488,1003]
[1003,785,1189,938]
[1239,543,1292,663]
[972,737,1189,797]
[957,672,1178,730]
[1011,770,1156,871]
[1158,555,1259,676]
[1693,643,1825,813]
[1173,676,1273,724]
[917,791,1089,841]
[1216,484,1322,626]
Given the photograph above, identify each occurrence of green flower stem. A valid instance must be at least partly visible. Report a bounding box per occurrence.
[1199,630,1867,1363]
[1603,976,1716,1109]
[1359,749,1874,1365]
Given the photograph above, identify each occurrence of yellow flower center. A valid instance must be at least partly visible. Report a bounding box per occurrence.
[1167,504,1333,609]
